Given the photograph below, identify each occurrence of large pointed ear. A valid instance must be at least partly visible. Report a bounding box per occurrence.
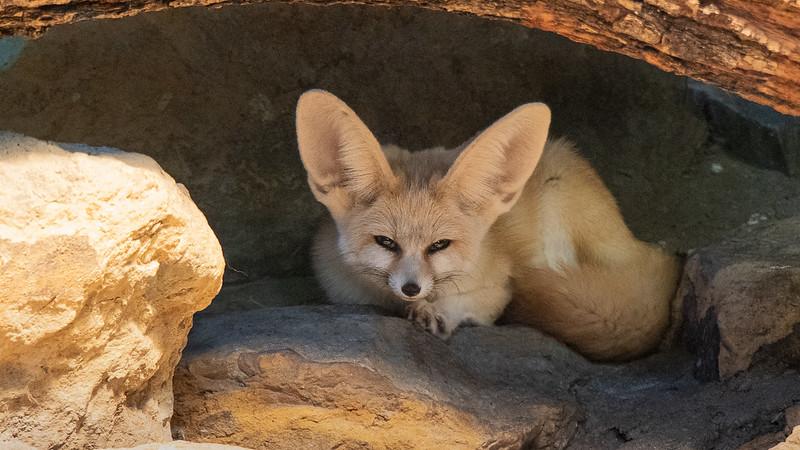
[439,103,551,219]
[296,90,396,219]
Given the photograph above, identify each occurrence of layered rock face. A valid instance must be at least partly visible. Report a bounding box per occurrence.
[173,306,583,449]
[0,133,225,449]
[0,440,248,450]
[114,441,250,450]
[173,305,800,450]
[679,217,800,380]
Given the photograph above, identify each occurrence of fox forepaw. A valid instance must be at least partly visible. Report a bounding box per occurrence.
[405,302,454,339]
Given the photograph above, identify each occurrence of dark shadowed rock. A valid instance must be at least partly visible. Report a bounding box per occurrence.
[2,3,800,304]
[739,404,800,450]
[679,217,800,380]
[0,2,712,283]
[690,81,800,177]
[201,276,325,315]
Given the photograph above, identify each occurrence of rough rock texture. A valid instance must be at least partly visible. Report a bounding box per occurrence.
[774,427,800,450]
[741,405,800,450]
[175,305,800,449]
[0,439,37,450]
[679,217,800,381]
[691,81,800,177]
[174,306,582,449]
[112,441,250,450]
[201,276,324,315]
[0,132,225,449]
[1,1,798,116]
[2,3,800,290]
[0,442,223,450]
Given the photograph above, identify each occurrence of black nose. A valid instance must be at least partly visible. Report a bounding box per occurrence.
[401,282,421,297]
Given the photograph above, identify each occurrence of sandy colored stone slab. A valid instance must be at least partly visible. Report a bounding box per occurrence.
[0,438,250,450]
[173,305,800,449]
[773,426,800,450]
[173,306,583,449]
[0,132,225,449]
[0,439,38,450]
[111,440,251,450]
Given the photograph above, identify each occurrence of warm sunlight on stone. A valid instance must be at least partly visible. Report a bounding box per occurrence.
[0,133,225,449]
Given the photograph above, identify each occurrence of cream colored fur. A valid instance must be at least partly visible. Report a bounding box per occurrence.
[296,90,681,361]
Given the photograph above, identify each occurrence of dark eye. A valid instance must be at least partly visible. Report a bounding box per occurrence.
[374,235,399,252]
[428,239,451,254]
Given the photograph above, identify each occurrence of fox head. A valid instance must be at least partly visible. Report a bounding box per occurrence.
[296,90,550,302]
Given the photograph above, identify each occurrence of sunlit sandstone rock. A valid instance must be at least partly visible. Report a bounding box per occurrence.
[773,427,800,450]
[0,132,225,449]
[112,440,251,450]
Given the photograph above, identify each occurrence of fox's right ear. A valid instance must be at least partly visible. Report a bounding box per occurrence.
[296,90,396,219]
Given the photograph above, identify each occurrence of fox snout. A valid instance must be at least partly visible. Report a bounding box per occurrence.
[401,282,421,297]
[388,255,433,301]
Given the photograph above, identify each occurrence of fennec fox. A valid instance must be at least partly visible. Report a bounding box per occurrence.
[296,90,681,361]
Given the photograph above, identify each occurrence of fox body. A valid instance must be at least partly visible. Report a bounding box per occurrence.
[296,90,681,361]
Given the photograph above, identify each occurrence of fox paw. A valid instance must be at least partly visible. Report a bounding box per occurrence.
[405,302,453,339]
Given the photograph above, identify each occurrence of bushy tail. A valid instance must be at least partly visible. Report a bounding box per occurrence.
[506,246,681,361]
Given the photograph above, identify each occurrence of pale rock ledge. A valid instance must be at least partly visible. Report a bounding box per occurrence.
[0,132,225,449]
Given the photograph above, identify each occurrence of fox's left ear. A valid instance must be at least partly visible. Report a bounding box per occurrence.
[440,103,551,219]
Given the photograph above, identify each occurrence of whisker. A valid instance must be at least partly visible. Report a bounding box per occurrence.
[433,270,469,295]
[353,264,391,283]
